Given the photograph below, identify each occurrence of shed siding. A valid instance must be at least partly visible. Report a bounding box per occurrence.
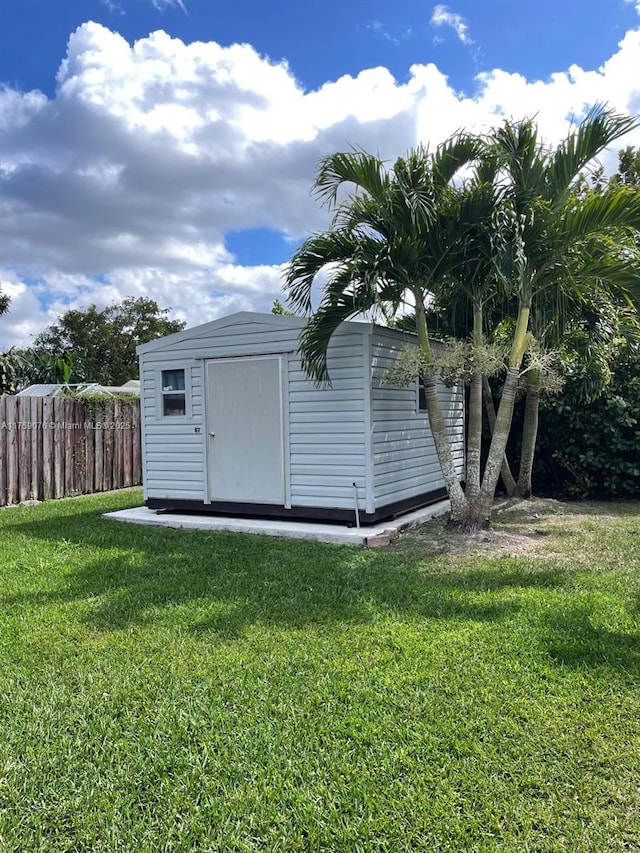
[141,359,206,501]
[139,314,466,516]
[370,328,465,507]
[287,333,368,509]
[140,318,368,509]
[140,319,302,502]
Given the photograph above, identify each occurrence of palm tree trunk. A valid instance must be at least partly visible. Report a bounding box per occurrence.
[450,303,530,530]
[465,306,483,501]
[482,376,517,496]
[515,368,540,498]
[473,367,521,514]
[415,296,468,520]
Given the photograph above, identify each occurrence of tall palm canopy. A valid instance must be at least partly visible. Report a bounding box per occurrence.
[284,136,485,382]
[486,108,640,497]
[283,108,640,528]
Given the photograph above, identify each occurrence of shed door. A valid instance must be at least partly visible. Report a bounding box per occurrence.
[206,357,285,504]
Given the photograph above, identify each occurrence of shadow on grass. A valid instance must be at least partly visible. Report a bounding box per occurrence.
[1,508,569,638]
[542,602,640,677]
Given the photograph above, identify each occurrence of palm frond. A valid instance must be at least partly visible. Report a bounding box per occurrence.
[392,150,438,230]
[314,150,388,208]
[283,230,364,314]
[331,193,390,237]
[431,133,485,186]
[491,118,548,203]
[298,272,404,382]
[546,106,638,201]
[561,186,640,243]
[472,151,500,187]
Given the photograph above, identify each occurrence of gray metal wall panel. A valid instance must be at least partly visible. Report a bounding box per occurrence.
[139,314,465,513]
[370,328,464,508]
[288,333,368,510]
[140,317,369,508]
[143,322,357,362]
[140,358,206,500]
[140,320,301,503]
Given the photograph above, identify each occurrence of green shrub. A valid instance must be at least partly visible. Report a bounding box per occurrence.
[533,346,640,498]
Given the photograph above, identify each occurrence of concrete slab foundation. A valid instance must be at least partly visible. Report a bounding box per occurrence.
[104,500,451,546]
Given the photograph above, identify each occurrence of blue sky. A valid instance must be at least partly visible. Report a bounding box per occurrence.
[1,0,640,345]
[3,1,637,96]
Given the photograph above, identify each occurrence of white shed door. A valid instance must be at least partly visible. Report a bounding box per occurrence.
[206,358,285,504]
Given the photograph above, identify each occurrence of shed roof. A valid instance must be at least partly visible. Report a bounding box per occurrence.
[16,384,62,397]
[135,310,417,356]
[17,381,140,397]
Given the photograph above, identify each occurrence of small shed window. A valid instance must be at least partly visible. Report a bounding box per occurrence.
[161,369,186,416]
[417,377,427,412]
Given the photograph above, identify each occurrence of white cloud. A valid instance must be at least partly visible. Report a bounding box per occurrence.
[101,0,124,15]
[430,5,473,45]
[366,21,412,47]
[2,21,640,347]
[367,20,399,47]
[151,0,187,12]
[0,275,50,345]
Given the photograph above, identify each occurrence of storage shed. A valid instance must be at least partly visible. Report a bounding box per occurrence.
[137,312,464,524]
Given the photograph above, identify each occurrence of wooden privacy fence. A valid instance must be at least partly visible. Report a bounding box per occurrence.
[0,396,142,506]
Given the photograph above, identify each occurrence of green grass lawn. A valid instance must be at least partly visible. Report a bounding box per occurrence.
[0,491,638,852]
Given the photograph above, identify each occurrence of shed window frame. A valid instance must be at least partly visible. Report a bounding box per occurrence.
[157,366,192,419]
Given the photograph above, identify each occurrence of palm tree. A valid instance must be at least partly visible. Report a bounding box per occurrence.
[284,137,522,528]
[285,112,640,528]
[424,158,513,501]
[488,108,640,497]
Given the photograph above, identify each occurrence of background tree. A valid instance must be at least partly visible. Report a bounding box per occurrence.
[611,145,640,186]
[0,289,17,392]
[1,346,82,394]
[0,285,10,318]
[271,298,295,316]
[33,297,185,386]
[0,349,23,394]
[19,350,82,386]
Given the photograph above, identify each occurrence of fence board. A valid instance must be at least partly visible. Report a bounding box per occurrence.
[53,398,65,499]
[123,402,133,488]
[17,398,30,502]
[84,415,94,495]
[0,396,6,507]
[103,415,114,492]
[6,396,18,505]
[63,402,74,496]
[0,395,142,506]
[113,401,123,490]
[73,401,85,495]
[30,398,41,501]
[42,397,54,500]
